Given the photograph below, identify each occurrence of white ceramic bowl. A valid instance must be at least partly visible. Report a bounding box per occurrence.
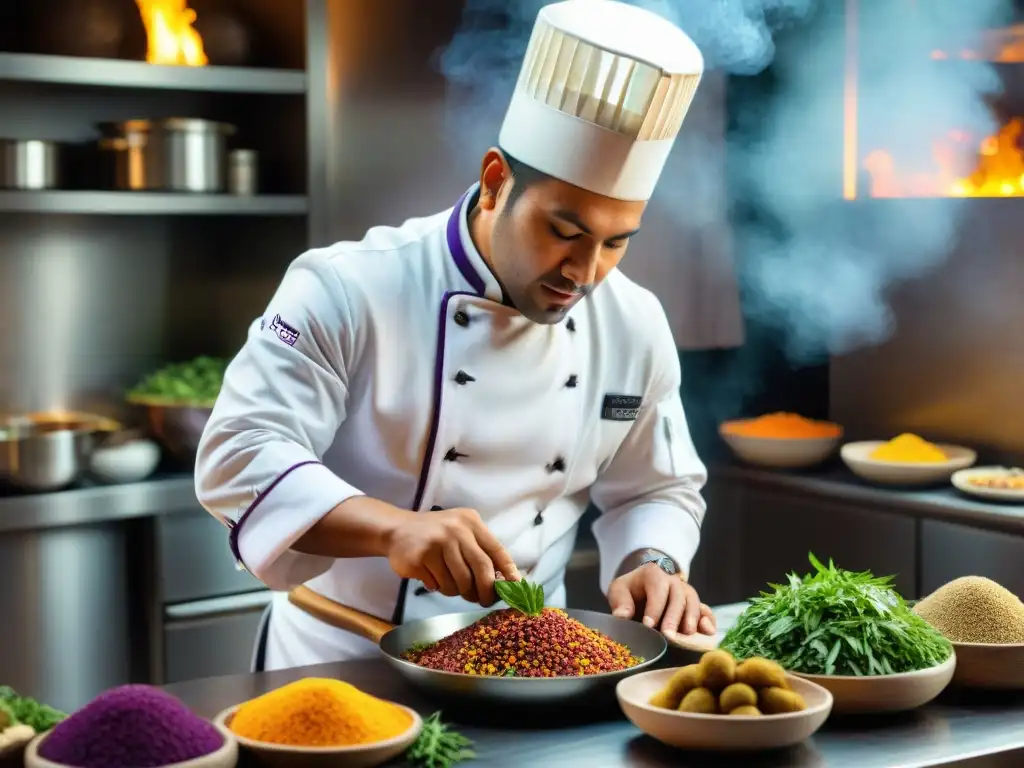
[720,428,842,469]
[616,668,833,752]
[793,653,956,714]
[949,641,1024,689]
[25,723,238,768]
[214,704,422,768]
[951,467,1024,503]
[89,438,162,483]
[840,441,976,486]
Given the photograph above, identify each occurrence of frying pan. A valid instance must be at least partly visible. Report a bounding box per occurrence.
[288,586,667,705]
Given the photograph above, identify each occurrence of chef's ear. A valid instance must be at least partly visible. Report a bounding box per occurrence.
[478,147,511,211]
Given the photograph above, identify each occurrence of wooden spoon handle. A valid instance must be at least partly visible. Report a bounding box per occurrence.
[288,586,395,644]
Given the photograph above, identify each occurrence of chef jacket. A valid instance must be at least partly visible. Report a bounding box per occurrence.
[195,184,708,655]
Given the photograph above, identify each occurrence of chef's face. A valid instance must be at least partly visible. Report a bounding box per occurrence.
[476,148,647,325]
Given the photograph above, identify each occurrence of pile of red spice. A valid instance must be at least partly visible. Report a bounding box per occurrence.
[402,608,641,677]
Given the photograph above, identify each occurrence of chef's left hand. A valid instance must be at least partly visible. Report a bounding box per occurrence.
[608,563,716,639]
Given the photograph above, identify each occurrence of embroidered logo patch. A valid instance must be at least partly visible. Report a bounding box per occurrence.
[601,394,642,421]
[269,314,300,346]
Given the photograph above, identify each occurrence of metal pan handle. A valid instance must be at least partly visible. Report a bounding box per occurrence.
[288,586,396,644]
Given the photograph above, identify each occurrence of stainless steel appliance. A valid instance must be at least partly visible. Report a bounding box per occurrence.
[99,119,237,193]
[0,140,59,190]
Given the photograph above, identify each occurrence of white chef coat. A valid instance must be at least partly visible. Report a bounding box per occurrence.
[194,184,708,670]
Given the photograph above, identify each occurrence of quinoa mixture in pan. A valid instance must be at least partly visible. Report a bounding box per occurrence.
[401,608,642,677]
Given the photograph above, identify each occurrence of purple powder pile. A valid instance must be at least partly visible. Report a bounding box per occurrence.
[38,684,223,768]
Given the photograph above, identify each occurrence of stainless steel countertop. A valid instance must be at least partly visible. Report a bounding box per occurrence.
[1,463,1022,538]
[163,602,1024,767]
[0,473,197,533]
[717,462,1024,536]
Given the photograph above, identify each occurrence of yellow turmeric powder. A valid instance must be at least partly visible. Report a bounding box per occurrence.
[722,412,842,439]
[869,433,947,463]
[228,678,413,747]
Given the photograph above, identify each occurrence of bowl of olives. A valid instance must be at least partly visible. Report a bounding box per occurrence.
[616,650,833,752]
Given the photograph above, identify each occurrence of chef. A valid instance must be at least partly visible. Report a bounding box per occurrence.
[196,0,716,671]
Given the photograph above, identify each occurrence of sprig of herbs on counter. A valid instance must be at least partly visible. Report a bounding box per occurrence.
[0,686,67,732]
[720,553,953,676]
[126,356,228,407]
[494,578,545,617]
[405,712,475,768]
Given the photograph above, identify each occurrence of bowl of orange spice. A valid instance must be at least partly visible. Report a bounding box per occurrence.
[216,678,424,768]
[841,434,976,487]
[719,413,843,469]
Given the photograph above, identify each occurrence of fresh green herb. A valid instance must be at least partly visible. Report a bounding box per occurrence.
[405,712,475,768]
[0,700,16,729]
[503,668,516,677]
[0,686,66,732]
[406,642,432,654]
[720,553,953,676]
[126,356,228,407]
[494,578,545,617]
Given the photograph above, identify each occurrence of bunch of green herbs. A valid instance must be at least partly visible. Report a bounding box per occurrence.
[405,712,475,768]
[720,554,952,676]
[0,686,66,732]
[127,356,228,407]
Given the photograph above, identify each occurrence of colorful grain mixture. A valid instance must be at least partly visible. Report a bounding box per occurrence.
[402,608,641,677]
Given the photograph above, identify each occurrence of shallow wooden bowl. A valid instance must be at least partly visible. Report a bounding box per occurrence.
[616,668,833,752]
[214,704,422,768]
[25,723,238,768]
[793,653,956,714]
[950,642,1024,689]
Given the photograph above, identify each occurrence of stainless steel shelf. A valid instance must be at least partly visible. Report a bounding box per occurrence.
[0,191,308,215]
[0,475,199,534]
[0,52,306,94]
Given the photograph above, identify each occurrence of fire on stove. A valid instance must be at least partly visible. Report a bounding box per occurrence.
[844,0,1024,199]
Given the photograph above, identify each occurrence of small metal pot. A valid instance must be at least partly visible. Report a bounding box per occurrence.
[99,118,237,193]
[0,412,120,492]
[0,139,59,190]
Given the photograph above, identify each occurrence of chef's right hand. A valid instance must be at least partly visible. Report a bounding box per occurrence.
[386,507,520,607]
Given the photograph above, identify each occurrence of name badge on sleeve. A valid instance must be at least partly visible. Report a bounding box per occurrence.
[269,314,300,346]
[601,394,642,421]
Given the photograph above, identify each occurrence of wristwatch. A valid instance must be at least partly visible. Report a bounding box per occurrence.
[640,549,678,576]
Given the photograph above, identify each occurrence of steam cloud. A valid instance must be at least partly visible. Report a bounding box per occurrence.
[437,0,1010,367]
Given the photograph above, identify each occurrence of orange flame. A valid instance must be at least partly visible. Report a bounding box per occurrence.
[864,120,1024,198]
[135,0,208,67]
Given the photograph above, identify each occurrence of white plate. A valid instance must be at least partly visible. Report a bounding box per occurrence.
[951,466,1024,503]
[841,441,976,486]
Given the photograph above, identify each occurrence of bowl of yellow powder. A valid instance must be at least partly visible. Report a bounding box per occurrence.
[719,413,843,469]
[914,576,1024,690]
[216,678,421,768]
[840,434,976,486]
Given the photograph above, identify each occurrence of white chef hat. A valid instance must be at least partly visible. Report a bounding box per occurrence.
[498,0,704,202]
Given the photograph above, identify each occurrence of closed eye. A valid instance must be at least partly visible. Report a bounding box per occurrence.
[549,224,581,241]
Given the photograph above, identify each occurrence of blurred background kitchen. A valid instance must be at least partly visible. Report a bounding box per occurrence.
[1,0,1022,713]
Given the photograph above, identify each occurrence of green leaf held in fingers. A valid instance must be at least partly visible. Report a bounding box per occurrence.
[494,578,545,616]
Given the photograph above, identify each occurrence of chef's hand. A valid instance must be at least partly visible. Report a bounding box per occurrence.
[607,563,716,640]
[386,507,520,607]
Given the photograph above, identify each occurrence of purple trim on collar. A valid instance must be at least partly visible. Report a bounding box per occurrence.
[446,190,486,296]
[227,460,320,570]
